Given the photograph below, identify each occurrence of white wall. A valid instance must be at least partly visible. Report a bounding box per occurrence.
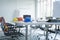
[17,0,35,19]
[0,0,17,22]
[0,0,35,22]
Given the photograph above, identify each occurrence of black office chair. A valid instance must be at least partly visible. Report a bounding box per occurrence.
[0,17,23,40]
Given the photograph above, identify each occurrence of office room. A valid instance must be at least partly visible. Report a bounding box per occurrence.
[0,0,60,40]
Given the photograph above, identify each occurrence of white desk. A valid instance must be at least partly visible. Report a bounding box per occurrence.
[15,21,60,40]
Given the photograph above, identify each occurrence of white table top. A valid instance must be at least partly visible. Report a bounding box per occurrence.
[15,21,60,26]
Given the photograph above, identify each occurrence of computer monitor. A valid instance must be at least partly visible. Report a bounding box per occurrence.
[23,15,31,19]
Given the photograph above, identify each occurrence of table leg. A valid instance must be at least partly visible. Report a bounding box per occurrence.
[45,25,48,40]
[18,27,20,32]
[26,25,28,40]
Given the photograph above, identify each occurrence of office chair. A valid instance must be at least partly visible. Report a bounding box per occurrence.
[53,25,60,40]
[23,15,31,22]
[0,17,23,40]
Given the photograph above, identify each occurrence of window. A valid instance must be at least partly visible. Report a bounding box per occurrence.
[35,0,54,19]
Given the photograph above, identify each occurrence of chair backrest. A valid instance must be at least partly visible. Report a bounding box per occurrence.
[0,17,8,32]
[0,17,18,36]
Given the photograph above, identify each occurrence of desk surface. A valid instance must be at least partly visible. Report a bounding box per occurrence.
[15,21,60,26]
[14,21,60,40]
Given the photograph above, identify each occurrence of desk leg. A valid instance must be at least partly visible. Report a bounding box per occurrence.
[45,25,48,40]
[18,28,20,32]
[26,25,28,40]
